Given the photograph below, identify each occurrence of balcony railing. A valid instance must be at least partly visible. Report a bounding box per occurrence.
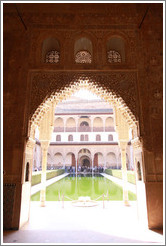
[105,127,115,132]
[54,127,64,132]
[65,127,76,132]
[78,126,91,132]
[93,127,104,132]
[53,126,115,132]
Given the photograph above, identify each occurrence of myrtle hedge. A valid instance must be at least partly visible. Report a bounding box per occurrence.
[104,169,136,184]
[31,169,65,186]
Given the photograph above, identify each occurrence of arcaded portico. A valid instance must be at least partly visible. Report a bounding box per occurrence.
[33,97,134,172]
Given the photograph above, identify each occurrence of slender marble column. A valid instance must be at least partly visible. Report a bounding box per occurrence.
[119,141,129,206]
[40,141,49,207]
[92,158,94,176]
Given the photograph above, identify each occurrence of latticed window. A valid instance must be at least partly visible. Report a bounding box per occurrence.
[46,50,60,63]
[107,50,121,63]
[80,135,84,141]
[75,50,92,64]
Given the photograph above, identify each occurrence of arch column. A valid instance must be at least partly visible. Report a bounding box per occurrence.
[39,101,54,207]
[64,118,67,132]
[91,153,95,175]
[90,117,94,132]
[119,141,129,205]
[103,117,106,132]
[20,136,35,227]
[75,116,79,132]
[92,157,94,175]
[116,153,119,169]
[75,153,78,174]
[40,140,50,207]
[104,156,107,170]
[131,137,148,227]
[114,106,130,206]
[63,157,65,169]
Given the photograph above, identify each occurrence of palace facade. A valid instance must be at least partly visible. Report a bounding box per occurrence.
[33,96,134,172]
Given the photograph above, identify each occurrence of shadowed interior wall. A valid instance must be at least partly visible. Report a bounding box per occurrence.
[3,3,163,230]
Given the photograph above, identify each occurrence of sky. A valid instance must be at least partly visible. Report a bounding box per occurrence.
[69,89,101,101]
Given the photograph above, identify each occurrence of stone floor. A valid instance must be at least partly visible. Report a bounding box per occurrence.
[3,201,164,244]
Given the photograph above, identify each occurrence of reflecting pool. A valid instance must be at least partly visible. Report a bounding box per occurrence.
[31,174,137,201]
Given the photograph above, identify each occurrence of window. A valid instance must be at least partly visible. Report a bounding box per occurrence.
[68,135,73,141]
[107,37,125,62]
[96,135,101,141]
[74,37,93,63]
[80,135,89,141]
[108,134,113,141]
[75,51,92,64]
[56,135,61,141]
[107,50,121,63]
[46,50,60,63]
[42,37,60,63]
[80,121,89,127]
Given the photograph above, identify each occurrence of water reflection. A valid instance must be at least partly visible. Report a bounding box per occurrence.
[31,174,137,201]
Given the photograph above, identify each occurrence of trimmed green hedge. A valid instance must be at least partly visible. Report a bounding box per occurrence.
[31,169,65,186]
[105,169,136,184]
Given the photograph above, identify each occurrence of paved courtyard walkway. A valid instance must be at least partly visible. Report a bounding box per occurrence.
[4,173,163,244]
[3,201,163,244]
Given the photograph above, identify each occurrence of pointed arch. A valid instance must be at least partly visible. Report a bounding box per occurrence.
[29,77,138,136]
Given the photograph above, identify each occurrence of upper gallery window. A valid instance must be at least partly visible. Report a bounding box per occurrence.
[46,50,60,63]
[107,37,125,63]
[107,50,121,63]
[68,135,73,141]
[108,134,113,141]
[42,37,60,63]
[74,37,93,64]
[75,50,92,64]
[96,135,101,141]
[80,121,89,127]
[56,135,61,141]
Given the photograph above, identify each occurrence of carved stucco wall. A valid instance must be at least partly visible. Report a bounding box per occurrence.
[29,71,139,122]
[3,3,163,229]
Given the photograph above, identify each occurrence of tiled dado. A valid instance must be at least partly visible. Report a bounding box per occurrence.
[3,183,16,229]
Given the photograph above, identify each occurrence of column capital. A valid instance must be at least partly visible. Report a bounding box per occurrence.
[26,137,35,150]
[131,137,142,149]
[40,140,50,151]
[118,141,128,151]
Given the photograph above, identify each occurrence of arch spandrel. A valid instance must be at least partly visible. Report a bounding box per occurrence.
[29,72,138,129]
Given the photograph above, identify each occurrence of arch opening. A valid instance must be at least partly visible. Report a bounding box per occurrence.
[30,79,137,129]
[22,80,147,234]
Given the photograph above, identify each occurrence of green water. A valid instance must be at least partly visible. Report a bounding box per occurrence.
[31,174,137,201]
